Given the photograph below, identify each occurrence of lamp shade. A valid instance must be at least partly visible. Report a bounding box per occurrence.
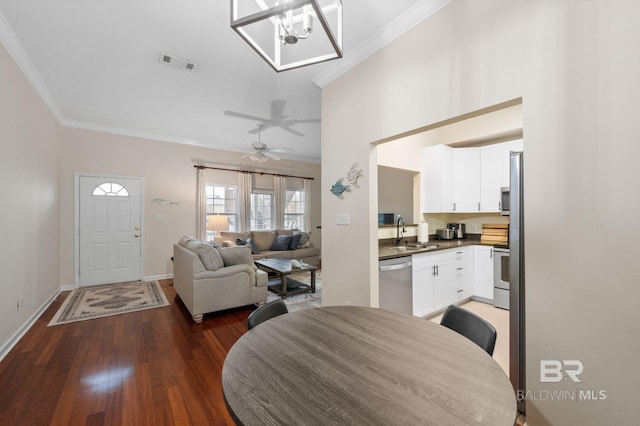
[231,0,343,72]
[207,215,229,232]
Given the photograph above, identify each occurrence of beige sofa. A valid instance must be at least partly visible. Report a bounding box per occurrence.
[173,236,268,323]
[220,229,319,266]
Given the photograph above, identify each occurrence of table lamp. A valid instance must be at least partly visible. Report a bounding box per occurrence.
[207,215,229,243]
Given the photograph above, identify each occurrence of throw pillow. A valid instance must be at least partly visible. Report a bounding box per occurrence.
[222,240,237,248]
[217,246,256,270]
[246,238,259,254]
[236,237,247,245]
[288,233,302,250]
[193,242,224,271]
[271,235,292,251]
[294,231,311,248]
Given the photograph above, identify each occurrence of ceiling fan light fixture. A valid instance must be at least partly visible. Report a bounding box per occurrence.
[230,0,343,72]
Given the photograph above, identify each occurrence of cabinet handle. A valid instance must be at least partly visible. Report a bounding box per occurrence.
[498,201,501,210]
[457,289,464,293]
[432,265,436,277]
[457,267,463,271]
[478,202,481,211]
[453,202,456,211]
[490,249,493,259]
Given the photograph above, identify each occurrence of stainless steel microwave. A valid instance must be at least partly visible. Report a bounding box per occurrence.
[500,187,510,216]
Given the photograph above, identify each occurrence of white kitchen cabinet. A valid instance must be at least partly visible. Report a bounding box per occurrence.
[453,148,481,212]
[412,253,437,317]
[422,141,523,214]
[480,143,503,213]
[421,145,454,213]
[473,245,494,301]
[452,247,474,301]
[412,248,474,316]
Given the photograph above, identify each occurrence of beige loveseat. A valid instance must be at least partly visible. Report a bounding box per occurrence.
[173,236,268,323]
[220,229,319,266]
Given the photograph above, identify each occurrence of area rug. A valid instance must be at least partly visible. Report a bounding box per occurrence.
[48,281,169,326]
[266,270,322,312]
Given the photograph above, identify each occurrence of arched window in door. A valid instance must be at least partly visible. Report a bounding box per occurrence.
[92,182,129,197]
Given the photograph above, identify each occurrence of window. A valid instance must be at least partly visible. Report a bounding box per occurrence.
[92,182,129,197]
[205,184,238,240]
[284,190,305,230]
[250,189,274,230]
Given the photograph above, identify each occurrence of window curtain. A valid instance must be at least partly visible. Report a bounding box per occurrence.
[273,175,287,230]
[196,167,206,240]
[238,172,252,231]
[303,178,311,231]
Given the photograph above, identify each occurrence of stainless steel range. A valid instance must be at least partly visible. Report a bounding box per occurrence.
[493,246,510,310]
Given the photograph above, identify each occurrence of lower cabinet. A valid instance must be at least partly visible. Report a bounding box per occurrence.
[473,245,494,301]
[412,247,473,317]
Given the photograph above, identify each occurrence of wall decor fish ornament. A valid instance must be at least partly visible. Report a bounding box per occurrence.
[330,178,351,199]
[346,163,363,188]
[330,163,364,199]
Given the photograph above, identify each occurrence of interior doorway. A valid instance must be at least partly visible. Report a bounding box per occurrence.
[76,174,144,287]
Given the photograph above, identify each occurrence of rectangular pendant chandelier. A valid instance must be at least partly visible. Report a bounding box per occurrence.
[230,0,343,72]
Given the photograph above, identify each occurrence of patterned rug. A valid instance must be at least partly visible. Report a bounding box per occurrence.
[48,281,169,326]
[266,270,322,312]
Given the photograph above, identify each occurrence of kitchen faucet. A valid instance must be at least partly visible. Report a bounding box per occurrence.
[395,215,406,246]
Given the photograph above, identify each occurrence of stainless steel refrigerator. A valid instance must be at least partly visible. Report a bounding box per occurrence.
[509,150,526,414]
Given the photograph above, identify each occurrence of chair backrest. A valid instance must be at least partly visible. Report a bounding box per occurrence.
[247,299,289,330]
[440,304,497,355]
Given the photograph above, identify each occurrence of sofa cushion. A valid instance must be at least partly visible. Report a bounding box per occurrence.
[294,231,311,248]
[288,233,302,250]
[178,235,197,247]
[188,241,224,271]
[217,246,256,270]
[252,230,277,251]
[220,231,251,241]
[292,247,319,259]
[270,235,292,251]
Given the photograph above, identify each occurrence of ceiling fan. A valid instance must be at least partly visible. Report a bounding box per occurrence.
[224,100,320,137]
[242,124,293,163]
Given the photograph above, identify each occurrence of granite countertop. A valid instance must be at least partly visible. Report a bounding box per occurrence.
[379,238,501,261]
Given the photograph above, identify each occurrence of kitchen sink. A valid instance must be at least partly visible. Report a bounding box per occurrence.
[391,244,439,251]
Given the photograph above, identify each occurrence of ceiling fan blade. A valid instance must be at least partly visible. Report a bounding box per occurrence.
[224,110,267,121]
[265,152,281,160]
[281,126,305,137]
[270,147,294,153]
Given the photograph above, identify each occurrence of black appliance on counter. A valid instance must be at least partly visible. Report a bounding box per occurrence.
[447,223,466,239]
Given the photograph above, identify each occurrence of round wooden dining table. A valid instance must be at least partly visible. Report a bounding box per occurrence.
[222,306,516,426]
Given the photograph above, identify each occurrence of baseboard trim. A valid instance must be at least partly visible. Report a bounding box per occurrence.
[145,274,173,281]
[0,288,61,362]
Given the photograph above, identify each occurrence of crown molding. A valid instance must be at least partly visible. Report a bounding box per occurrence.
[0,11,66,123]
[312,0,452,88]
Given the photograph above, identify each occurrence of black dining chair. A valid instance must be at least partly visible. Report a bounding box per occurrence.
[247,299,289,330]
[440,304,497,356]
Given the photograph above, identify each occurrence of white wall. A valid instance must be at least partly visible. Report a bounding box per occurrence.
[378,166,415,223]
[59,127,321,286]
[321,0,640,423]
[0,41,60,354]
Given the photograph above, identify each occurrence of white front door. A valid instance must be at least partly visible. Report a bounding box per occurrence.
[78,175,143,287]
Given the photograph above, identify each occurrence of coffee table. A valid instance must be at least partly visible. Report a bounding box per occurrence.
[254,258,317,298]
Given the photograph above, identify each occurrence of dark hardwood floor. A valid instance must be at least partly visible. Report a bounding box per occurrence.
[0,280,251,425]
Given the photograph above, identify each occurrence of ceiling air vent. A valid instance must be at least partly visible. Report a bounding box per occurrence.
[159,52,198,72]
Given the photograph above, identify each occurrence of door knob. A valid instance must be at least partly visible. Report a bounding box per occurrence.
[134,234,140,238]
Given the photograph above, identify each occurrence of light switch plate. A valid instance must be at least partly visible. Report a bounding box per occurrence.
[336,213,350,225]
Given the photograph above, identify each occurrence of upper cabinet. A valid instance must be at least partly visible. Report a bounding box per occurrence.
[422,139,523,213]
[421,145,454,213]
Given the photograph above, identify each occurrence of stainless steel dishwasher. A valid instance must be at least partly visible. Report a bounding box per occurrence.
[379,256,413,315]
